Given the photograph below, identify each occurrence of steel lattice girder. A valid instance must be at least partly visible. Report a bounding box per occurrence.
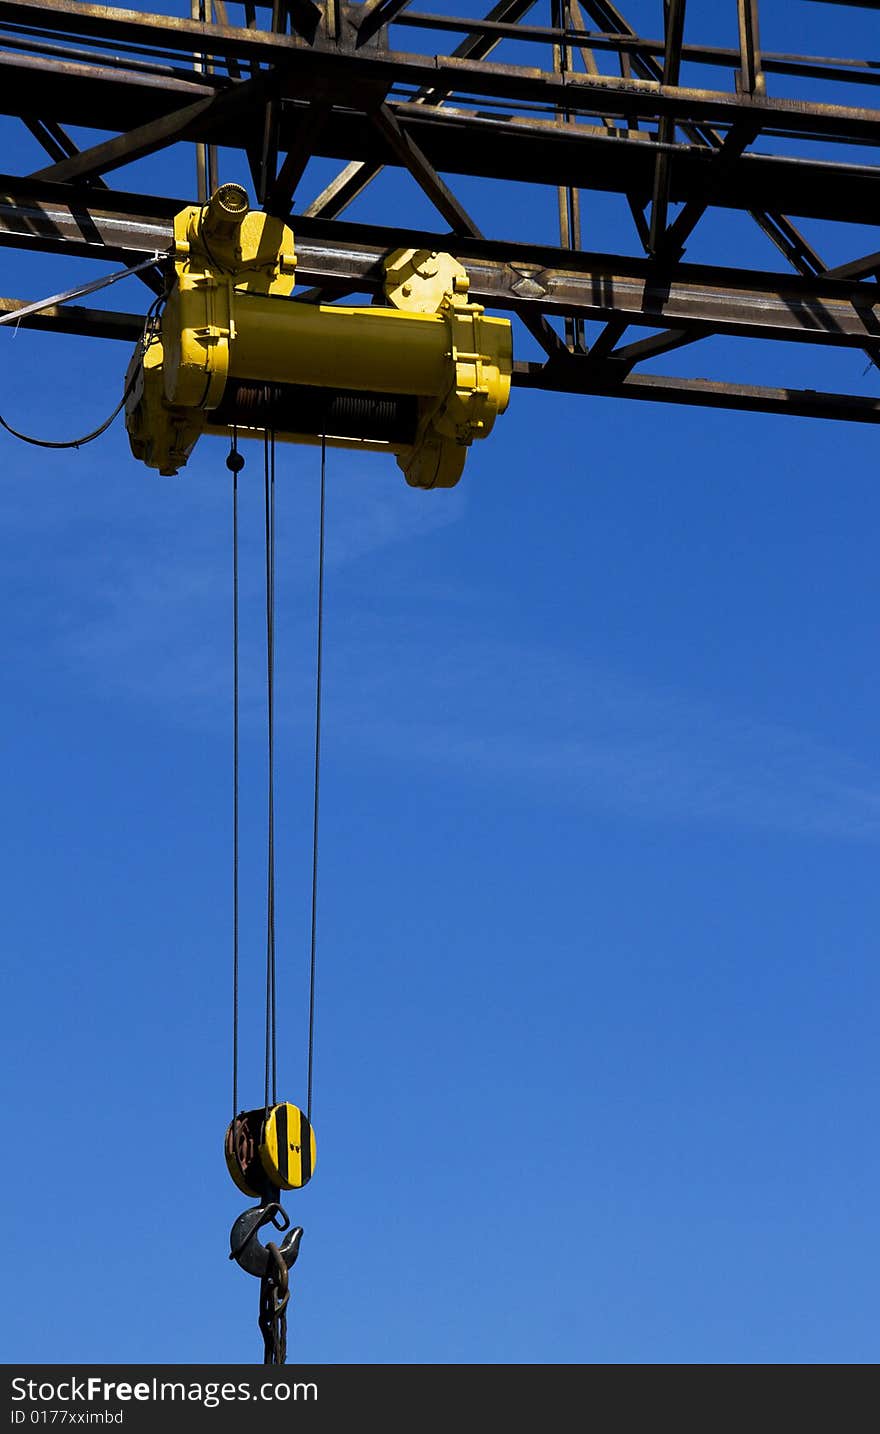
[0,52,877,227]
[2,1,880,425]
[2,0,880,144]
[1,1,880,239]
[3,290,880,426]
[2,183,879,354]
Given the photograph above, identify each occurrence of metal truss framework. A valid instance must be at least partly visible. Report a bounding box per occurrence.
[2,0,880,423]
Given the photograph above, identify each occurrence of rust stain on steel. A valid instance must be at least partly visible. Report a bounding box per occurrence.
[2,2,880,142]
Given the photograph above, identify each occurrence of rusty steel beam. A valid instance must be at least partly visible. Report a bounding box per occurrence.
[24,115,103,174]
[3,53,879,229]
[587,316,627,359]
[648,0,686,254]
[547,0,846,292]
[21,118,165,292]
[657,118,758,262]
[355,0,414,48]
[513,360,880,424]
[285,0,323,43]
[297,0,540,221]
[0,292,142,337]
[31,76,265,184]
[827,250,880,281]
[1,1,880,145]
[2,291,878,428]
[737,0,764,95]
[371,101,483,236]
[302,158,378,220]
[1,0,877,436]
[3,183,880,357]
[395,11,880,91]
[266,97,330,215]
[3,282,877,426]
[605,325,708,367]
[283,0,539,225]
[439,0,538,63]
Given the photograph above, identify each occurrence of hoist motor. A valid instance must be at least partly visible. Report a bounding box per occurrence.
[125,183,513,488]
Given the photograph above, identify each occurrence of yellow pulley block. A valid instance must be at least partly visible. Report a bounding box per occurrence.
[225,1103,316,1195]
[125,183,512,487]
[259,1102,316,1191]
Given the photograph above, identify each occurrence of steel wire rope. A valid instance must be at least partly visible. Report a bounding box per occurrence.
[0,256,164,331]
[229,430,325,1137]
[228,430,243,1125]
[264,430,278,1115]
[306,437,327,1124]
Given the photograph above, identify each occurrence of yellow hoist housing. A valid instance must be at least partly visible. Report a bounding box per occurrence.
[125,183,513,488]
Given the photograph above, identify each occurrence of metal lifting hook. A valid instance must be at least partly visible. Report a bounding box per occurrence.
[229,1202,304,1280]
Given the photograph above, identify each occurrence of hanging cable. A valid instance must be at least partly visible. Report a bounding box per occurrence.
[307,437,326,1124]
[0,295,164,450]
[228,432,244,1124]
[225,432,326,1367]
[0,366,137,450]
[270,433,278,1110]
[264,429,278,1116]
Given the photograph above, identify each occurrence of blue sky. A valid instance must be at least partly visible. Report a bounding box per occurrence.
[2,0,880,1365]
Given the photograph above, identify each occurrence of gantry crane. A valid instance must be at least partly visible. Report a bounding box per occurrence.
[2,0,879,1363]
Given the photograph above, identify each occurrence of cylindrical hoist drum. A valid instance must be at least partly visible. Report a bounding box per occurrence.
[210,380,420,445]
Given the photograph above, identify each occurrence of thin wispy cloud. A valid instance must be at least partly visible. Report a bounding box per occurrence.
[4,441,879,840]
[5,444,465,717]
[325,624,880,841]
[323,463,464,568]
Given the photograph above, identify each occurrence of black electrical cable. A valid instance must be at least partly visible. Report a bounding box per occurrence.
[0,368,137,450]
[0,295,164,451]
[306,437,326,1125]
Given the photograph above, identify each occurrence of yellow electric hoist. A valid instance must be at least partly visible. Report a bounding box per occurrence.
[125,183,512,488]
